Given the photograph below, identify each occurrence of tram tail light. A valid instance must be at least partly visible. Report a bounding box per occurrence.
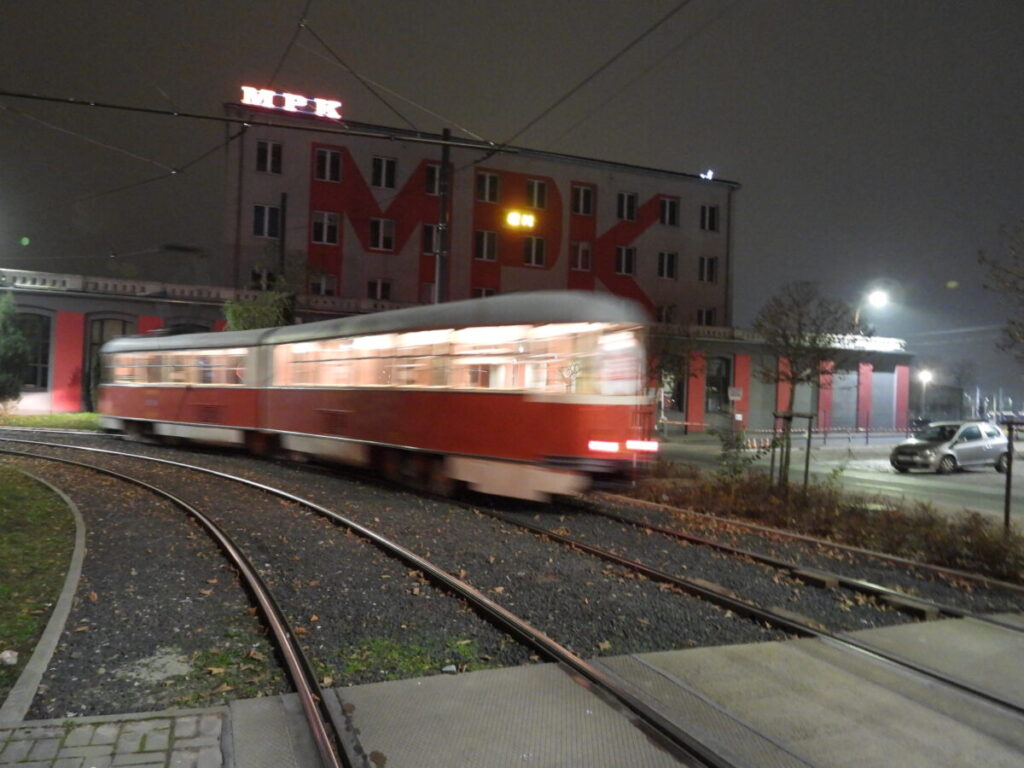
[626,440,659,453]
[588,440,620,453]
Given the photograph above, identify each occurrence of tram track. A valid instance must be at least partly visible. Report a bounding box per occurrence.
[1,436,752,767]
[0,446,352,768]
[462,497,1024,719]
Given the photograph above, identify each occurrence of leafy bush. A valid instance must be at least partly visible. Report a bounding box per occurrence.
[631,464,1024,583]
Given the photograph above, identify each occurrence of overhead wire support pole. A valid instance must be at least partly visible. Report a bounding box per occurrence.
[434,128,451,303]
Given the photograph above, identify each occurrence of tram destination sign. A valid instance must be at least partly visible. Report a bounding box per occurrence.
[240,85,343,120]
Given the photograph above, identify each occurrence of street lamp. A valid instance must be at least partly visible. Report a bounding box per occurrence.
[853,289,890,328]
[919,369,933,418]
[505,210,536,228]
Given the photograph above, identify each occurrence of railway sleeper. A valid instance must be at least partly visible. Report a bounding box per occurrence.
[880,594,941,620]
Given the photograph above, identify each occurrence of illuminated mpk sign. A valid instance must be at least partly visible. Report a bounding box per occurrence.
[240,86,343,120]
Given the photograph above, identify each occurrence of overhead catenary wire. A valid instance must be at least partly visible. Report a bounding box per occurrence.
[474,0,697,166]
[1,104,177,173]
[269,0,316,87]
[296,40,487,141]
[302,23,419,132]
[545,0,745,150]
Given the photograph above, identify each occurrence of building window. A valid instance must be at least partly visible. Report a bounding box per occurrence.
[312,211,339,244]
[369,218,395,250]
[367,279,391,300]
[250,268,277,291]
[310,274,337,296]
[655,306,675,324]
[476,172,499,203]
[422,223,438,254]
[15,313,50,390]
[697,307,717,326]
[472,287,497,298]
[372,156,396,188]
[700,204,720,232]
[474,230,497,261]
[253,205,281,238]
[570,241,592,271]
[705,356,731,413]
[617,192,637,221]
[615,246,636,275]
[660,197,679,226]
[699,255,718,283]
[314,148,341,182]
[571,185,593,215]
[425,163,441,195]
[526,179,547,209]
[256,141,282,174]
[657,251,677,279]
[523,237,545,267]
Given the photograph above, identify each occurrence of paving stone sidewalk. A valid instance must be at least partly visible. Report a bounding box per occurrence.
[0,710,226,768]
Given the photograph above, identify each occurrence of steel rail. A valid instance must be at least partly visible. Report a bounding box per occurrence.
[578,501,1024,634]
[0,446,350,768]
[474,505,1024,720]
[0,437,732,768]
[597,492,1024,595]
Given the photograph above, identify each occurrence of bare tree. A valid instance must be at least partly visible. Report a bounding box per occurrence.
[979,218,1024,365]
[752,281,865,487]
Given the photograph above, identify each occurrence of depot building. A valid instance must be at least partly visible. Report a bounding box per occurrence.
[1,85,912,431]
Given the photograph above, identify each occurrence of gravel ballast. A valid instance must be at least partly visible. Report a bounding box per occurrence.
[2,432,1022,720]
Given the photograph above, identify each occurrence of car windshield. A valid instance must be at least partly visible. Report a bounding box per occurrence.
[917,424,960,442]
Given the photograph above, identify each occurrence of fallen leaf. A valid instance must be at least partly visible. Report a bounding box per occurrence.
[294,626,308,635]
[597,640,612,651]
[206,667,226,676]
[308,580,320,587]
[247,649,266,661]
[212,683,234,694]
[199,589,213,596]
[310,615,320,622]
[206,578,218,584]
[491,586,504,594]
[323,676,334,686]
[87,592,98,602]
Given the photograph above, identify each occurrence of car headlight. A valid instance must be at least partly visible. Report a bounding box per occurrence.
[921,450,935,459]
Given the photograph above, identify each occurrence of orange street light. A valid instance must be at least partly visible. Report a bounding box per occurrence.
[505,210,536,228]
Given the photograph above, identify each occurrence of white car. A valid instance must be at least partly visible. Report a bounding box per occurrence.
[889,421,1009,474]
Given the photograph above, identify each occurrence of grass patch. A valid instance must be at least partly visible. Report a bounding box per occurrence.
[0,466,75,701]
[170,626,287,708]
[634,465,1024,584]
[0,412,101,430]
[339,636,494,683]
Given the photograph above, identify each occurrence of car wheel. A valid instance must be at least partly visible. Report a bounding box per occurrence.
[937,455,957,475]
[894,466,910,474]
[996,453,1009,473]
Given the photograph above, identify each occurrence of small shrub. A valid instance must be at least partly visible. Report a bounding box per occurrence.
[630,459,1024,583]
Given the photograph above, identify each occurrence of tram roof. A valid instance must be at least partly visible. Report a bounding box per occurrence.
[101,291,650,353]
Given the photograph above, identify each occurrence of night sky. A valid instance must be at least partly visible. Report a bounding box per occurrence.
[2,1,1023,402]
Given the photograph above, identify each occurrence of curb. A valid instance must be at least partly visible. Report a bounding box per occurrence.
[0,467,86,723]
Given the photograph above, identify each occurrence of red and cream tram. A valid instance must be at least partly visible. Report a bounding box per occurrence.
[99,291,658,500]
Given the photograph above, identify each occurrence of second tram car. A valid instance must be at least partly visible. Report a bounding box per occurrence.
[99,291,658,500]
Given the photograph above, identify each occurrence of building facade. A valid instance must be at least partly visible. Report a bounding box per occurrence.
[3,268,913,433]
[2,90,912,426]
[224,92,735,327]
[664,326,913,435]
